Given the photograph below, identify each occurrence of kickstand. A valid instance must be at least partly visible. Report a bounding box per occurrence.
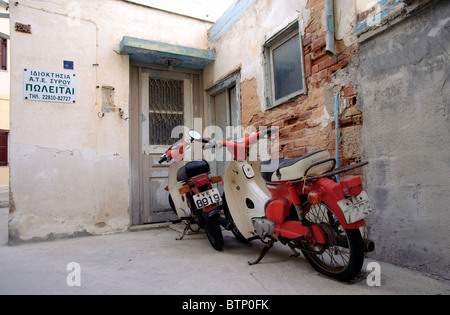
[176,223,191,241]
[288,243,301,257]
[248,240,274,266]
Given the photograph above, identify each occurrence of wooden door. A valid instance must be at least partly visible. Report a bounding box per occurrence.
[140,71,193,223]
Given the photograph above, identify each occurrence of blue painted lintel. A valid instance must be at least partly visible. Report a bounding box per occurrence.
[119,36,216,70]
[354,0,403,35]
[209,0,256,44]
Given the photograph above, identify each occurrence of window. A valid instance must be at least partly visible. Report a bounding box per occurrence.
[148,78,184,145]
[264,20,306,109]
[0,38,7,71]
[0,131,8,166]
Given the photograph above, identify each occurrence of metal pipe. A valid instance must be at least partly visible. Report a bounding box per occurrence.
[217,216,233,230]
[325,0,335,56]
[335,93,340,182]
[363,239,375,252]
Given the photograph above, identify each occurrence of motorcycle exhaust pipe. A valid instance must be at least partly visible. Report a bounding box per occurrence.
[217,216,233,230]
[363,239,375,253]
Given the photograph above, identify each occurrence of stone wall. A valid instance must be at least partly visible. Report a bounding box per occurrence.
[356,0,450,279]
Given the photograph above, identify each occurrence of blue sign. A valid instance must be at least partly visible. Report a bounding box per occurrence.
[64,61,74,70]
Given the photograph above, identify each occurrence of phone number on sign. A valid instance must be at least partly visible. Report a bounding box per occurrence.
[41,95,73,102]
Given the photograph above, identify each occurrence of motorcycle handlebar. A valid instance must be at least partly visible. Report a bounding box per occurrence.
[158,154,169,164]
[203,141,216,150]
[159,128,277,162]
[222,127,278,147]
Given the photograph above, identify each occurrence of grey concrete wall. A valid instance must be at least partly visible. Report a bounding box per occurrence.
[356,0,450,279]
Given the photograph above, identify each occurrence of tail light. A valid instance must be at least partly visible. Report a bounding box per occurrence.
[308,190,323,204]
[192,174,210,187]
[340,176,362,196]
[178,185,190,195]
[211,175,222,184]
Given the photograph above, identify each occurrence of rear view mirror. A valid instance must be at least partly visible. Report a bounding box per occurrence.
[188,130,202,141]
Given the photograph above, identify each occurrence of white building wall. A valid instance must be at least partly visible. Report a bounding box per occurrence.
[0,4,10,186]
[8,0,212,242]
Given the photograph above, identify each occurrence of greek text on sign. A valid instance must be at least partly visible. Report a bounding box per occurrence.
[24,69,76,103]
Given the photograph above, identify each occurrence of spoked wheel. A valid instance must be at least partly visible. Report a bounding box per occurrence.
[298,202,364,282]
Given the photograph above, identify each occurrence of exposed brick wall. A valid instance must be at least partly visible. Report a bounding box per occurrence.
[335,83,364,176]
[240,2,363,168]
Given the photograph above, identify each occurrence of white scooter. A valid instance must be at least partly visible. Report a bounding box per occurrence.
[159,130,232,251]
[207,129,273,242]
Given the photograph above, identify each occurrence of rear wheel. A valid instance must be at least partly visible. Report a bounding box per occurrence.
[188,192,224,251]
[298,202,364,282]
[202,212,224,251]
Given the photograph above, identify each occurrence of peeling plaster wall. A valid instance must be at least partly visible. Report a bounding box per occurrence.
[206,0,362,164]
[205,0,310,112]
[8,0,212,242]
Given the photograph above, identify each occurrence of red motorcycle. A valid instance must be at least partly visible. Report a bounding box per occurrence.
[159,130,231,251]
[216,128,375,281]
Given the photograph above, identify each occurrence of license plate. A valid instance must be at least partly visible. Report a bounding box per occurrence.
[193,188,222,209]
[337,191,374,224]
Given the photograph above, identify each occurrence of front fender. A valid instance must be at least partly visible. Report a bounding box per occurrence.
[308,178,366,229]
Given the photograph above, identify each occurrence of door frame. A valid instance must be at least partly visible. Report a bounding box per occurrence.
[205,72,241,177]
[205,72,241,130]
[129,62,204,226]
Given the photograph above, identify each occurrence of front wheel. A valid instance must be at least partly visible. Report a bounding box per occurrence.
[299,202,365,282]
[222,193,248,243]
[202,212,224,251]
[168,194,177,216]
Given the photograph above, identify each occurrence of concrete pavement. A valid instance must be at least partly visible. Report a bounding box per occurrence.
[0,189,449,295]
[0,185,8,209]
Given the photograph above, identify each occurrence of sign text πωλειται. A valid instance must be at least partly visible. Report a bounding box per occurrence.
[24,69,76,103]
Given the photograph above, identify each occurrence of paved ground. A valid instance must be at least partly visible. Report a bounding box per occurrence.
[0,186,449,296]
[0,186,7,209]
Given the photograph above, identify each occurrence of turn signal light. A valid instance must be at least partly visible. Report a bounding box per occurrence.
[178,185,190,195]
[308,190,323,205]
[211,175,223,184]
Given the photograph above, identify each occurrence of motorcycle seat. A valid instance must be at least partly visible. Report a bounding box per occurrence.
[260,150,333,182]
[177,160,210,182]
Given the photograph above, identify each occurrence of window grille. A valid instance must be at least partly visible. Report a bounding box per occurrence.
[148,78,184,145]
